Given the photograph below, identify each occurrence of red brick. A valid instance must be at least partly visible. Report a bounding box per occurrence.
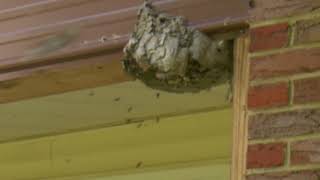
[249,109,320,140]
[248,82,289,109]
[250,48,320,80]
[291,139,320,165]
[247,170,320,180]
[294,77,320,104]
[247,143,286,169]
[250,0,320,22]
[250,23,289,52]
[295,18,320,44]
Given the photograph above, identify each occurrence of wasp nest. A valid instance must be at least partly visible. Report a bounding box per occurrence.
[123,1,233,93]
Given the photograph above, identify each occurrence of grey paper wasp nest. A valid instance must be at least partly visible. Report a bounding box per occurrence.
[123,1,233,93]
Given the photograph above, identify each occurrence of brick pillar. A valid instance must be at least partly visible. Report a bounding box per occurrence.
[245,13,320,179]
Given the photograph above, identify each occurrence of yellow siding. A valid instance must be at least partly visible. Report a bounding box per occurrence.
[0,108,232,180]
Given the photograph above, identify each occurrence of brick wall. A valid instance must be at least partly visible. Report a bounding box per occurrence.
[246,12,320,180]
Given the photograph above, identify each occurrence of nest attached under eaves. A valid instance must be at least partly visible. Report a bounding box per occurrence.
[122,1,233,93]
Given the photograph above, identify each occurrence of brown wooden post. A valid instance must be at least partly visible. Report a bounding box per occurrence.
[231,34,250,180]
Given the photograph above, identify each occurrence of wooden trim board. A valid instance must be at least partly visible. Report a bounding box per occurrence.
[231,35,250,180]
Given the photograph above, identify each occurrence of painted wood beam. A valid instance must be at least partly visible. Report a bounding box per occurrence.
[0,0,249,104]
